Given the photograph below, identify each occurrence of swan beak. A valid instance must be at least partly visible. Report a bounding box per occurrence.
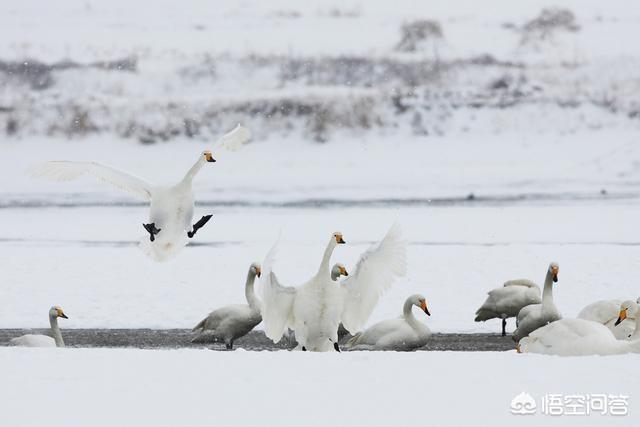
[615,309,628,326]
[420,301,430,316]
[60,313,69,319]
[339,266,349,277]
[255,267,262,278]
[204,151,216,163]
[551,266,559,283]
[336,234,345,244]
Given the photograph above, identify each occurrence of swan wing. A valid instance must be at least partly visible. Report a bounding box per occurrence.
[340,224,407,333]
[577,299,623,324]
[30,161,153,201]
[10,334,56,347]
[214,124,252,152]
[261,271,296,342]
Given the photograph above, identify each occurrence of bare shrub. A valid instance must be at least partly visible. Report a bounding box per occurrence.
[395,20,443,53]
[520,9,579,44]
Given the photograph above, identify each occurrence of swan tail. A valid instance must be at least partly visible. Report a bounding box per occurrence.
[192,318,207,333]
[474,309,494,322]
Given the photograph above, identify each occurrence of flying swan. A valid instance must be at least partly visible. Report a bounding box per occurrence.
[519,300,640,356]
[475,278,541,336]
[261,224,407,352]
[512,262,561,342]
[191,262,262,350]
[10,306,69,347]
[30,125,252,261]
[344,294,431,351]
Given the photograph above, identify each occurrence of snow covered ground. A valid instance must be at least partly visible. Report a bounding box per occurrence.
[0,347,637,426]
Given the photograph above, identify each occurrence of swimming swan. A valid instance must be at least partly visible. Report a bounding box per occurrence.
[519,300,640,356]
[475,279,541,336]
[512,262,561,342]
[10,306,68,347]
[344,294,431,351]
[261,224,406,352]
[191,263,262,349]
[31,124,251,261]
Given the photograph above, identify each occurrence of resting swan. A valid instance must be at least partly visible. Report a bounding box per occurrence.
[191,263,262,349]
[10,306,68,347]
[519,300,640,356]
[30,125,251,261]
[261,224,406,352]
[344,294,431,351]
[512,262,561,342]
[577,297,637,340]
[475,279,541,336]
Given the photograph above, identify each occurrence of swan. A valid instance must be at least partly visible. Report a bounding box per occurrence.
[512,262,561,342]
[191,262,262,350]
[519,300,640,356]
[344,294,431,351]
[10,306,68,347]
[578,297,638,340]
[261,224,406,352]
[30,124,251,261]
[475,279,541,336]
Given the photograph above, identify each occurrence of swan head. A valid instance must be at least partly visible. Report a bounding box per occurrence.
[548,262,559,283]
[250,262,261,278]
[49,306,68,319]
[411,294,430,316]
[615,300,638,326]
[332,232,346,245]
[331,263,349,281]
[202,150,216,163]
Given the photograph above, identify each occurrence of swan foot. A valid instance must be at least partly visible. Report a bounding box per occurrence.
[225,340,233,350]
[334,342,340,352]
[187,214,213,238]
[143,223,161,242]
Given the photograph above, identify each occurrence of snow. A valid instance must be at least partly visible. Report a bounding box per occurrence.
[0,347,636,426]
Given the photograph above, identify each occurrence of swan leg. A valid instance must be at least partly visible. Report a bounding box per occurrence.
[502,318,507,337]
[142,223,161,242]
[187,214,213,238]
[302,346,307,351]
[225,339,233,350]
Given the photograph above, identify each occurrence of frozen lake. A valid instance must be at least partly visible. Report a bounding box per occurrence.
[1,197,638,334]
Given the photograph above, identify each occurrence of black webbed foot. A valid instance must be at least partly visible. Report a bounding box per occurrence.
[143,223,161,242]
[187,214,213,238]
[334,342,341,352]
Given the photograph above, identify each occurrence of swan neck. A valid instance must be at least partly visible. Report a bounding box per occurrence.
[245,270,261,311]
[182,156,205,184]
[403,299,418,327]
[542,271,554,306]
[317,239,336,277]
[49,314,64,347]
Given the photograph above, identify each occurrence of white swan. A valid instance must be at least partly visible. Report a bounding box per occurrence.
[191,263,262,349]
[344,294,431,351]
[10,306,68,347]
[30,124,251,261]
[519,300,640,356]
[578,297,638,340]
[475,279,541,336]
[512,262,561,342]
[261,224,406,352]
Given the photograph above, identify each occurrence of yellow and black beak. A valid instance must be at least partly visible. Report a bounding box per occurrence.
[339,266,349,277]
[551,266,559,283]
[204,151,216,163]
[336,235,346,244]
[56,308,69,319]
[420,300,430,316]
[615,308,628,326]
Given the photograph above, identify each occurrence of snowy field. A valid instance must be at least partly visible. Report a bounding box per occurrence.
[0,348,637,426]
[2,0,640,425]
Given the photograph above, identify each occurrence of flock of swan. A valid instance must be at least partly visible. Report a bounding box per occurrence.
[6,125,639,355]
[475,263,640,355]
